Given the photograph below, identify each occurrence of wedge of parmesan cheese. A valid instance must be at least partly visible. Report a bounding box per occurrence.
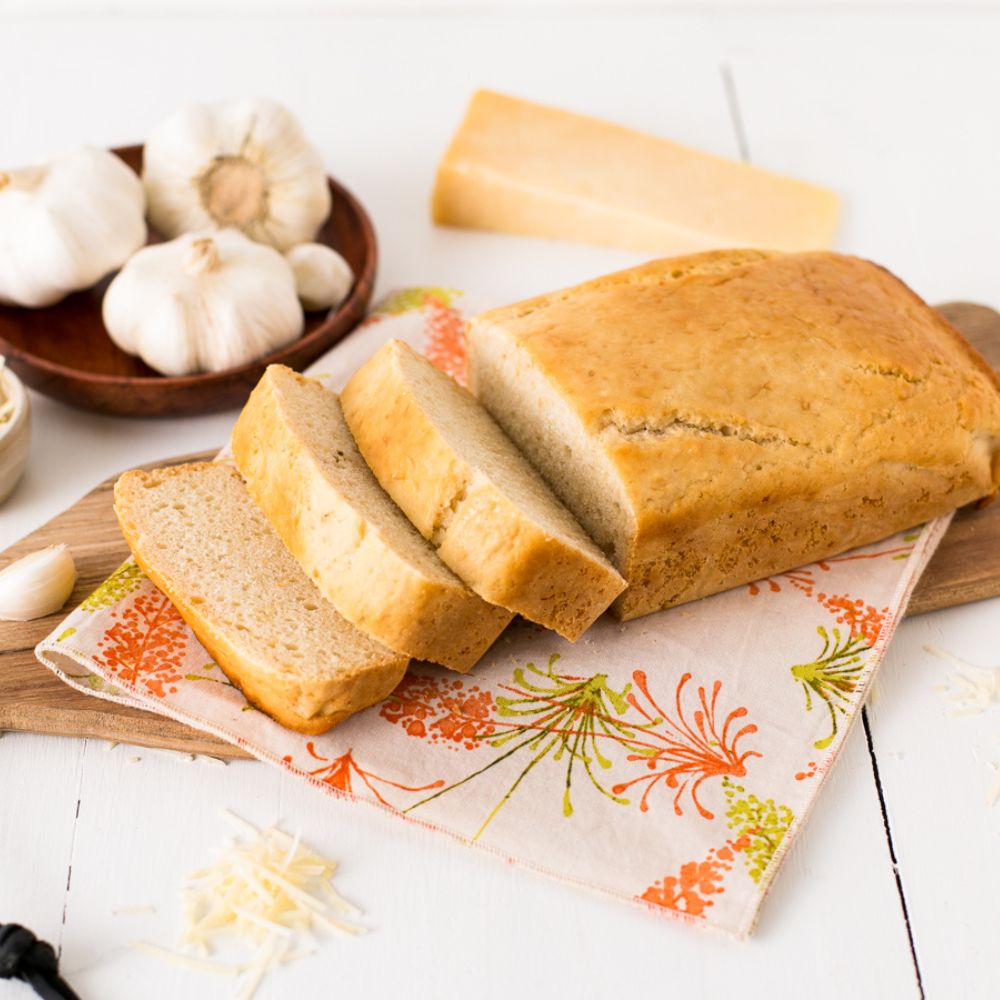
[432,89,840,254]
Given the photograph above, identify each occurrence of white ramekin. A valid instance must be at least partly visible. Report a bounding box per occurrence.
[0,363,30,504]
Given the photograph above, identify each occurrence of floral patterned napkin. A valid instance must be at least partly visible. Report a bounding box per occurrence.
[36,289,951,938]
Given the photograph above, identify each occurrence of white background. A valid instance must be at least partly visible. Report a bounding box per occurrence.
[1,3,999,999]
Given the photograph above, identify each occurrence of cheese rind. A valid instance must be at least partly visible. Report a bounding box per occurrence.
[432,90,840,254]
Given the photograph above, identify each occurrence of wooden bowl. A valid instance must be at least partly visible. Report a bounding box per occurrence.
[0,146,377,417]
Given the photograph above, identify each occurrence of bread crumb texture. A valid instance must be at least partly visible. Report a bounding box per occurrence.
[231,366,511,671]
[113,462,408,733]
[341,339,625,640]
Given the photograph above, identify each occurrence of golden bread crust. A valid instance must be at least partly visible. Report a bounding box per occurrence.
[470,250,1000,619]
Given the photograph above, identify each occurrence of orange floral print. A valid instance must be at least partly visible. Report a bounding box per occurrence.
[284,743,444,808]
[748,567,816,597]
[399,659,760,834]
[747,542,915,598]
[379,673,497,750]
[612,671,761,820]
[423,295,468,385]
[815,545,915,570]
[359,286,469,384]
[403,655,648,839]
[93,589,187,698]
[639,835,751,917]
[815,593,887,646]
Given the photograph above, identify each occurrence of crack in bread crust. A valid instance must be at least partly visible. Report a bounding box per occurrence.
[853,363,924,385]
[599,410,807,449]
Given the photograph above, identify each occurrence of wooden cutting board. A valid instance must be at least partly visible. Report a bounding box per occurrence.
[2,301,999,759]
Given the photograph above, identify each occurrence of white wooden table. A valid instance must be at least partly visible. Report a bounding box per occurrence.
[2,5,998,998]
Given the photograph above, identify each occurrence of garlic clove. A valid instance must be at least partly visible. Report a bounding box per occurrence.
[0,544,77,621]
[285,243,354,312]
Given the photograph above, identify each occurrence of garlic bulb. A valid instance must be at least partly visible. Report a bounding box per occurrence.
[0,544,77,621]
[143,99,331,251]
[103,229,304,376]
[0,146,146,308]
[285,243,354,311]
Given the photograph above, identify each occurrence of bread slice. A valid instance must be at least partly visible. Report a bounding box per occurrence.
[113,462,409,734]
[467,250,1000,619]
[231,365,511,670]
[340,340,626,640]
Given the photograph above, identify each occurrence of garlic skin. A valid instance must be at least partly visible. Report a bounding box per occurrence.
[285,243,354,311]
[103,229,304,376]
[0,544,77,621]
[0,146,146,308]
[143,99,331,252]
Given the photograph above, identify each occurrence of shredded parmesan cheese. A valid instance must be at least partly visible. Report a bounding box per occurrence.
[926,645,1000,715]
[132,941,247,976]
[987,763,1000,809]
[132,810,365,996]
[926,645,1000,808]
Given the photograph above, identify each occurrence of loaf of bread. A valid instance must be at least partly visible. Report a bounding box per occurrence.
[340,339,626,640]
[113,462,409,734]
[231,365,512,671]
[468,250,1000,620]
